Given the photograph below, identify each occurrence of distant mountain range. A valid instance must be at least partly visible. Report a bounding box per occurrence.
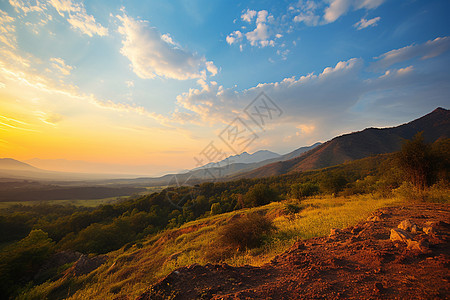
[1,107,448,185]
[192,150,281,171]
[235,107,449,179]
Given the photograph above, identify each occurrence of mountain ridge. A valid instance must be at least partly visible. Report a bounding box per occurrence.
[234,107,449,179]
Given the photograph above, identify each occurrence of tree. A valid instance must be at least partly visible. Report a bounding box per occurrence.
[210,203,222,215]
[0,230,55,297]
[243,183,278,207]
[290,182,319,199]
[397,132,433,190]
[320,172,348,195]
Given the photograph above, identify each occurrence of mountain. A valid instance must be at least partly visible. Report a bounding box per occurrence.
[192,150,281,171]
[236,107,450,178]
[0,158,39,171]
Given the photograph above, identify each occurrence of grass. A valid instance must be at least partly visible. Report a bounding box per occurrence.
[22,194,404,299]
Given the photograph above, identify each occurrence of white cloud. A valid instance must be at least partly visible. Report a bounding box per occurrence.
[293,0,321,26]
[66,11,108,37]
[353,16,380,30]
[226,30,243,45]
[175,58,364,125]
[246,22,272,47]
[241,9,257,23]
[118,14,217,80]
[373,36,450,69]
[50,57,73,76]
[9,0,44,14]
[256,10,269,24]
[229,9,278,48]
[324,0,385,24]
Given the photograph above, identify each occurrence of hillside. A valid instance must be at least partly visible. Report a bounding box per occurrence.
[142,204,450,299]
[237,107,450,178]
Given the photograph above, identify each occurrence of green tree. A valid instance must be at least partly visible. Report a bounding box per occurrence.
[290,182,319,199]
[0,230,55,297]
[320,172,348,195]
[397,132,433,190]
[244,183,278,207]
[210,203,222,215]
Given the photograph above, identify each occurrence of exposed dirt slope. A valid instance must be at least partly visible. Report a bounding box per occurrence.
[138,203,449,299]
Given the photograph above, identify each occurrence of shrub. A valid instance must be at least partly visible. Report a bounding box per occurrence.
[220,213,276,250]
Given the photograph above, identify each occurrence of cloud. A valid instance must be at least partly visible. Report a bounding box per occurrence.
[118,14,217,80]
[373,36,450,69]
[226,30,243,45]
[0,10,16,49]
[172,38,450,149]
[50,57,73,76]
[241,9,256,23]
[324,0,385,24]
[353,16,380,30]
[66,11,108,37]
[228,9,278,48]
[9,0,44,14]
[175,58,364,125]
[10,0,108,37]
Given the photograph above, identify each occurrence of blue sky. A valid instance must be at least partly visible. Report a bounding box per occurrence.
[0,0,449,175]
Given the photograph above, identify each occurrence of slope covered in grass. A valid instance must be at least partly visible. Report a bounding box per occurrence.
[20,194,403,299]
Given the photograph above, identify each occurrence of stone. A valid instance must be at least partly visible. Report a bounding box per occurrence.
[329,228,341,236]
[390,228,413,243]
[407,239,429,253]
[398,220,414,232]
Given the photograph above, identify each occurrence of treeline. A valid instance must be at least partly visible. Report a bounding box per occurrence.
[0,134,448,298]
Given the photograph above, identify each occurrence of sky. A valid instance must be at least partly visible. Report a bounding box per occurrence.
[0,0,449,176]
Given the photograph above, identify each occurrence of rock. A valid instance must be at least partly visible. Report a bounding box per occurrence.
[329,228,341,236]
[390,228,413,243]
[423,221,439,235]
[406,239,429,253]
[398,220,415,232]
[65,254,107,277]
[367,216,382,222]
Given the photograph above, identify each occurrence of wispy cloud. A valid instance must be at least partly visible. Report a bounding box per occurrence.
[373,36,450,69]
[9,0,108,37]
[0,10,16,49]
[50,57,73,76]
[354,16,380,30]
[324,0,385,24]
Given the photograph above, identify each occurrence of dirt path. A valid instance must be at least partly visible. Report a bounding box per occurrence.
[137,204,450,299]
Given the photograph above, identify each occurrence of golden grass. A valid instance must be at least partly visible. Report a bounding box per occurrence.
[24,194,404,299]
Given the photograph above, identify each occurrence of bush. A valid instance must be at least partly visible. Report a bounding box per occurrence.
[220,213,276,250]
